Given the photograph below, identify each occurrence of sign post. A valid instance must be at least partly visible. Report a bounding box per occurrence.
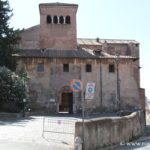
[82,90,85,150]
[70,79,85,150]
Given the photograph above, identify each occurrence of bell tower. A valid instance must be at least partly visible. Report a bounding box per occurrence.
[39,3,78,50]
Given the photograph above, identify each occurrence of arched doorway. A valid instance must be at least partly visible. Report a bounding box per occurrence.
[59,86,73,114]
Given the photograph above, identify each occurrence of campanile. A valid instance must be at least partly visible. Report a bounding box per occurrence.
[39,3,78,50]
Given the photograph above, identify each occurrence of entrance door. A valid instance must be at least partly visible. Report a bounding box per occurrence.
[59,93,73,114]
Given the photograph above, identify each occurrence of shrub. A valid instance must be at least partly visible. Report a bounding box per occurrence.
[0,66,28,112]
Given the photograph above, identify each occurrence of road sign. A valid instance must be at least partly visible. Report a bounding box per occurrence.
[70,79,83,92]
[85,82,95,99]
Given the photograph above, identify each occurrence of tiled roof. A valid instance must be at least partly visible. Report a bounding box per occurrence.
[77,38,139,45]
[13,49,137,60]
[78,38,102,46]
[13,49,95,58]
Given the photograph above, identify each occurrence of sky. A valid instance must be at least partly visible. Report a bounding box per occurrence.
[8,0,150,99]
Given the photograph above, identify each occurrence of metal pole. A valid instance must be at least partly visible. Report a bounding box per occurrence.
[82,91,85,150]
[116,55,120,110]
[42,117,45,137]
[100,59,103,108]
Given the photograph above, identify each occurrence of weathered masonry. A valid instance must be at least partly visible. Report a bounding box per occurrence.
[14,2,145,114]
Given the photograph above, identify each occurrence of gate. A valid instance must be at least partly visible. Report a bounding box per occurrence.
[42,117,75,145]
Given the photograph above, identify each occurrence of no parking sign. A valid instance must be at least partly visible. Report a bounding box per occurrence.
[85,82,95,99]
[70,79,83,92]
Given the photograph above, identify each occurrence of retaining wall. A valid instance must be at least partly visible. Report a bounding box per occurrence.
[75,111,145,150]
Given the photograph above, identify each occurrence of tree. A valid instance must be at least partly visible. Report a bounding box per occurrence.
[0,0,20,71]
[0,66,28,112]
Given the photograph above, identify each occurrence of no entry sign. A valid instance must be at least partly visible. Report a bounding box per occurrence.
[70,79,83,92]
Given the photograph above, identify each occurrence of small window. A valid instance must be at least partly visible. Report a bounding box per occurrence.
[86,64,92,72]
[53,15,58,24]
[126,46,131,56]
[109,64,115,73]
[47,15,52,24]
[37,63,44,72]
[63,64,69,72]
[135,44,139,47]
[59,16,64,24]
[66,16,71,24]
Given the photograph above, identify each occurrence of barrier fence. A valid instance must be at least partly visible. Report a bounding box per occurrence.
[42,117,75,145]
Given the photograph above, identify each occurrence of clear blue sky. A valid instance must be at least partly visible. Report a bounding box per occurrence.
[9,0,150,99]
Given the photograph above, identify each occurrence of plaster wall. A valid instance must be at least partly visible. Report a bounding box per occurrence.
[17,57,141,113]
[75,111,145,150]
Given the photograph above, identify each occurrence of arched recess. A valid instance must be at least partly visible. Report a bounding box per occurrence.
[47,15,52,24]
[53,15,58,24]
[66,16,71,24]
[59,16,64,24]
[58,85,73,114]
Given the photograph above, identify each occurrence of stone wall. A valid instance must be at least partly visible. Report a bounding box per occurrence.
[20,26,40,49]
[75,111,145,150]
[16,57,141,113]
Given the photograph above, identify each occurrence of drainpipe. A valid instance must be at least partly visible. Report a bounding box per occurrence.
[100,59,103,108]
[116,54,121,110]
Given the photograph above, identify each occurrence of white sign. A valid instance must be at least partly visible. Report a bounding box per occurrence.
[85,82,95,99]
[49,99,55,102]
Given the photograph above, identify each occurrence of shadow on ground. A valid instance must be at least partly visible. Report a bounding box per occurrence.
[0,116,36,127]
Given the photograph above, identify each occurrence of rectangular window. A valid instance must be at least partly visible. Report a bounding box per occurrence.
[37,63,44,72]
[109,64,115,73]
[86,64,92,72]
[63,64,69,72]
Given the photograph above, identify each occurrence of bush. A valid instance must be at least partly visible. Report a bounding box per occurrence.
[0,66,28,112]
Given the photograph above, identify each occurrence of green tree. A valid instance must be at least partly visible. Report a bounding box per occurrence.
[0,66,28,112]
[0,0,20,71]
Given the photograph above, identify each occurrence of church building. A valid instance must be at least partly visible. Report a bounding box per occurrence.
[14,3,145,114]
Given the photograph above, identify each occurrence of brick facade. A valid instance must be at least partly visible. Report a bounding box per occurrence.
[15,2,144,114]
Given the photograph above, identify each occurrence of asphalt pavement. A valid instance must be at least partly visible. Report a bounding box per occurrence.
[1,114,150,150]
[0,116,74,150]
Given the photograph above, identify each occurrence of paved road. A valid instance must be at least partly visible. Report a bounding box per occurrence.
[0,141,63,150]
[1,115,150,150]
[0,116,75,150]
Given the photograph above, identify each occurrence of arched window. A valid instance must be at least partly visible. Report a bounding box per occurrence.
[53,15,58,24]
[47,15,52,24]
[59,16,64,24]
[66,16,71,24]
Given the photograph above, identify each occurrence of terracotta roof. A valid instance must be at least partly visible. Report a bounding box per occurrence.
[13,49,95,58]
[77,38,139,45]
[13,49,137,60]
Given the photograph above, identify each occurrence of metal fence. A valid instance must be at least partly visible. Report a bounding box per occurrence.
[42,117,75,145]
